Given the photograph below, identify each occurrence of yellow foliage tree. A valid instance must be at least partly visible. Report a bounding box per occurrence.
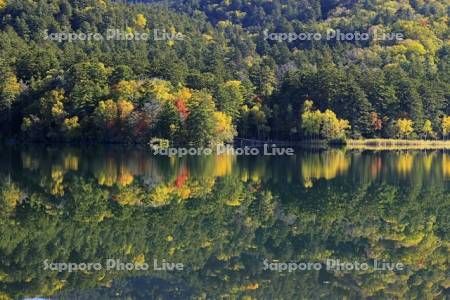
[150,185,174,207]
[401,39,427,56]
[134,13,147,28]
[63,153,79,171]
[0,73,21,108]
[63,116,79,130]
[62,116,80,138]
[320,109,351,140]
[174,87,192,102]
[50,166,65,196]
[96,100,117,127]
[145,79,174,102]
[396,152,414,176]
[212,154,234,177]
[117,165,134,186]
[114,187,142,206]
[224,80,242,90]
[301,101,350,140]
[301,150,350,186]
[0,181,22,209]
[114,80,141,101]
[443,154,450,177]
[301,100,322,138]
[96,160,117,187]
[442,116,450,139]
[39,89,66,119]
[397,20,443,54]
[213,111,236,144]
[117,99,134,120]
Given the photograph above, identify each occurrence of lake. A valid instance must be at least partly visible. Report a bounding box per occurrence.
[0,145,448,299]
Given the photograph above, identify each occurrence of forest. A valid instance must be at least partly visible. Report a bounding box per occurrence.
[0,0,449,145]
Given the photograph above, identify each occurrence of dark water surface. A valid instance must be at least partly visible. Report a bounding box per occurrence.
[0,145,448,299]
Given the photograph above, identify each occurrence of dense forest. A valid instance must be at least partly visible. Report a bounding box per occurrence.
[0,0,449,144]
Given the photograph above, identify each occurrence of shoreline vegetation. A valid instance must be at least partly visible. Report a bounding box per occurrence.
[345,139,450,150]
[234,138,450,150]
[2,138,450,151]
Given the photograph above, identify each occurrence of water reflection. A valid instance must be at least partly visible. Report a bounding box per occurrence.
[0,145,448,299]
[14,147,450,188]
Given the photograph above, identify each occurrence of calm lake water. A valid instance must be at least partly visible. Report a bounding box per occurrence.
[0,145,448,299]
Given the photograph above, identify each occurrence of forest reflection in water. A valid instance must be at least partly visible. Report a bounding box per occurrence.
[0,145,448,299]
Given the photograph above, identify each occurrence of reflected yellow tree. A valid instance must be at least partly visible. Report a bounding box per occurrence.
[300,150,350,187]
[396,152,414,176]
[0,179,22,210]
[443,154,450,178]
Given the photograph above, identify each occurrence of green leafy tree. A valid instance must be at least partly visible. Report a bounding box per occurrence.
[185,91,217,146]
[215,80,245,120]
[421,119,434,139]
[67,62,110,115]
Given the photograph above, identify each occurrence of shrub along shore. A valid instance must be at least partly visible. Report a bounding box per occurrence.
[345,139,450,150]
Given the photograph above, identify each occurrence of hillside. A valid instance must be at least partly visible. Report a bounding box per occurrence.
[0,0,449,143]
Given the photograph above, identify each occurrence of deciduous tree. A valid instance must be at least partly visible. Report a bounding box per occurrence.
[396,118,415,139]
[421,119,434,139]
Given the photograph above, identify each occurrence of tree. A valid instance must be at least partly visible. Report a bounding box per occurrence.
[156,102,182,141]
[370,112,383,134]
[0,72,21,136]
[95,100,117,129]
[175,99,189,120]
[330,79,373,138]
[301,100,322,138]
[442,116,450,139]
[113,80,141,102]
[396,119,415,139]
[40,89,67,120]
[0,73,21,111]
[62,116,80,140]
[421,120,434,140]
[185,91,216,146]
[117,99,134,121]
[134,14,147,28]
[321,109,351,140]
[213,112,237,144]
[110,65,134,85]
[386,67,424,132]
[239,103,270,139]
[67,62,110,114]
[0,179,22,211]
[215,80,245,120]
[250,63,276,97]
[21,115,43,140]
[144,79,174,102]
[37,89,69,139]
[300,100,350,140]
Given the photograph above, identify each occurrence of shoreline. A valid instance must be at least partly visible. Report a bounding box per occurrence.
[234,138,450,150]
[2,138,450,151]
[345,139,450,150]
